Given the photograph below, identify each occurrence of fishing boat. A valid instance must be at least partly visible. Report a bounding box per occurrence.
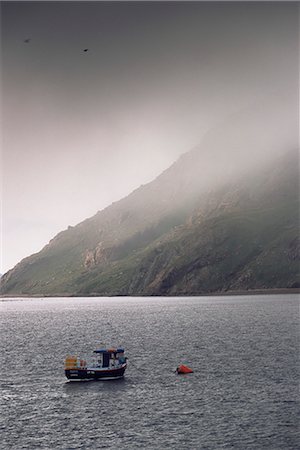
[64,348,127,381]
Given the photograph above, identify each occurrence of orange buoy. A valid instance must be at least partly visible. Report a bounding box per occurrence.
[176,364,193,374]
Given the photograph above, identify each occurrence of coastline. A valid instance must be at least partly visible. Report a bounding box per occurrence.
[1,287,299,299]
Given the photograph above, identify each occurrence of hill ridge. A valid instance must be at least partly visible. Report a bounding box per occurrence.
[1,146,299,296]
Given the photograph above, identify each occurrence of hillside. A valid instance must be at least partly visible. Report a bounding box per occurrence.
[1,142,299,296]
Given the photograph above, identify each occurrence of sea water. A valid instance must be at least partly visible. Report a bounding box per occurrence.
[0,295,299,449]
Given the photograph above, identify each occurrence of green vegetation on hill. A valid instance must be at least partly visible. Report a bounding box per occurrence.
[1,148,299,296]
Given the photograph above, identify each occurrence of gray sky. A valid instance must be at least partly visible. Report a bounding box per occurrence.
[1,1,299,273]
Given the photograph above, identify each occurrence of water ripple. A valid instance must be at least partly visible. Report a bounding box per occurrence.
[1,295,299,449]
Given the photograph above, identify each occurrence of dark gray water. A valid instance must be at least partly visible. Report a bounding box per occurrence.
[1,295,299,449]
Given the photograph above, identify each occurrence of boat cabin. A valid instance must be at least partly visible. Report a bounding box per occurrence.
[93,348,125,369]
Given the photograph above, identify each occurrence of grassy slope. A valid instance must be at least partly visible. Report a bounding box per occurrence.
[1,149,299,296]
[0,198,199,295]
[63,197,298,296]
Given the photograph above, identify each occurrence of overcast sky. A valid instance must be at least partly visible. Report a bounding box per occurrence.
[1,1,299,273]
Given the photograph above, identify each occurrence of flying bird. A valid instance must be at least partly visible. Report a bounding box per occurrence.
[83,48,89,52]
[24,38,31,43]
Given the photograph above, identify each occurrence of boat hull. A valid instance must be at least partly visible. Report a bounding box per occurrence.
[65,364,127,381]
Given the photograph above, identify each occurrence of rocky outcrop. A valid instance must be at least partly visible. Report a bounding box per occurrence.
[84,242,113,268]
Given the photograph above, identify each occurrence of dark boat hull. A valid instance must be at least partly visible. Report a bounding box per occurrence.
[65,364,127,381]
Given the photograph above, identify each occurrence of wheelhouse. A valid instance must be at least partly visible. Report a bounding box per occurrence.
[93,348,126,368]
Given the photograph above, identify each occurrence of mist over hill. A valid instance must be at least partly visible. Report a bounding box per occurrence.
[1,100,299,297]
[2,1,298,276]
